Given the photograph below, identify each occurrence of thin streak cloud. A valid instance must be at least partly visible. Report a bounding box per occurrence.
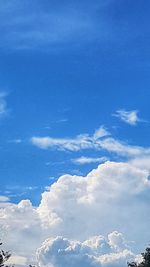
[72,156,108,165]
[31,126,150,158]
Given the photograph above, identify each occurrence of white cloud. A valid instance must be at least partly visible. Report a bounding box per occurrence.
[130,156,150,172]
[31,126,150,158]
[31,134,94,151]
[108,231,127,251]
[0,200,42,260]
[98,137,150,157]
[72,156,108,165]
[113,110,141,125]
[93,126,110,140]
[37,234,135,267]
[7,255,27,266]
[37,161,150,243]
[31,129,99,151]
[31,132,93,151]
[1,160,150,265]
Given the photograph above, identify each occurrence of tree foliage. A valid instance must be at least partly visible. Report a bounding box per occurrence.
[128,247,150,267]
[0,242,11,267]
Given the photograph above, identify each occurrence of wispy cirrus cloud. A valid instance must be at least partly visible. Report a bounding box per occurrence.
[0,1,97,51]
[31,125,150,158]
[0,0,146,53]
[0,0,121,52]
[113,109,143,125]
[31,126,109,151]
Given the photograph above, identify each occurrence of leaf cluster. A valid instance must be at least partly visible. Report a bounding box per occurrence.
[128,247,150,267]
[0,242,12,267]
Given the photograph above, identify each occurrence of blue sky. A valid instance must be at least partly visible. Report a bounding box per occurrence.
[0,1,150,266]
[1,0,150,203]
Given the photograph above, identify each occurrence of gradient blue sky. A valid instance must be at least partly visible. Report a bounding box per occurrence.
[1,1,150,266]
[0,0,150,205]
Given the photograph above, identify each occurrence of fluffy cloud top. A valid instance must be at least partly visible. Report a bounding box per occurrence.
[37,161,149,243]
[37,233,134,267]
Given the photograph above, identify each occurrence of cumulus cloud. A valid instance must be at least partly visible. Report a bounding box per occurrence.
[1,161,150,265]
[36,234,135,267]
[0,200,43,262]
[108,231,127,251]
[130,156,150,172]
[113,109,142,125]
[37,161,150,243]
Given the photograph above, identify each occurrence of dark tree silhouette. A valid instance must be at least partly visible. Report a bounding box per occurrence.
[0,241,36,267]
[128,247,150,267]
[0,242,11,267]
